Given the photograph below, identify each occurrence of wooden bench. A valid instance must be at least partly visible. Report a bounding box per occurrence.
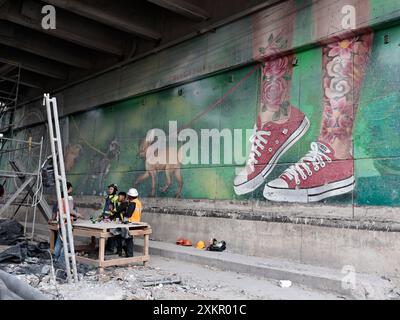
[48,220,152,272]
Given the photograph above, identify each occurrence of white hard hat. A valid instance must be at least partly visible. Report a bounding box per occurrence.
[127,188,138,197]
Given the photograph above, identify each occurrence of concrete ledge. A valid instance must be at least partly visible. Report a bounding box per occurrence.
[20,221,397,298]
[133,239,392,298]
[42,195,400,232]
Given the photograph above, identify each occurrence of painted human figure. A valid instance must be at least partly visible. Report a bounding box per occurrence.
[234,0,373,203]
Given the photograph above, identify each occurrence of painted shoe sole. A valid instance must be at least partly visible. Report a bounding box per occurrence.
[234,116,310,195]
[263,176,355,203]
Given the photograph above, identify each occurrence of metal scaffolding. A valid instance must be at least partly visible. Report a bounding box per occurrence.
[0,61,20,135]
[0,135,44,239]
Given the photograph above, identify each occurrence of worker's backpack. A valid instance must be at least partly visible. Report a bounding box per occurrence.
[207,239,226,252]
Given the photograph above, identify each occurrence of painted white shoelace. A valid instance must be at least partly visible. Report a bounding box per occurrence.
[282,142,332,185]
[247,129,271,172]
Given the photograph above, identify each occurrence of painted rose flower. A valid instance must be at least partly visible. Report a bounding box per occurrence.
[325,77,351,99]
[261,77,288,108]
[263,56,290,78]
[326,56,351,78]
[328,38,357,60]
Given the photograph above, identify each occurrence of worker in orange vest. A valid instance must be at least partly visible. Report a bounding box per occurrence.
[125,188,142,223]
[119,188,142,257]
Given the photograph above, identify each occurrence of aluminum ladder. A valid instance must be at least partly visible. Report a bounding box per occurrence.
[43,93,78,283]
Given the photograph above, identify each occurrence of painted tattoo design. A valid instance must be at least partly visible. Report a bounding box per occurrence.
[320,34,374,143]
[259,33,294,120]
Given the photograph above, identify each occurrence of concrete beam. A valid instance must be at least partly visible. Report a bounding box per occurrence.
[44,0,162,40]
[0,45,68,79]
[147,0,209,21]
[3,0,125,56]
[0,21,92,69]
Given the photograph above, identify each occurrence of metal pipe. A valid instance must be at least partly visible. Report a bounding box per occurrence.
[31,136,43,240]
[0,269,49,300]
[0,176,33,216]
[0,170,38,177]
[0,136,42,145]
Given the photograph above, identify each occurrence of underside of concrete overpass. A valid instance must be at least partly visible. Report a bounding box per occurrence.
[0,0,282,113]
[1,0,400,302]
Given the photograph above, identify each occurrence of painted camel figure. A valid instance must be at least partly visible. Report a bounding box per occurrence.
[134,129,184,198]
[64,144,82,172]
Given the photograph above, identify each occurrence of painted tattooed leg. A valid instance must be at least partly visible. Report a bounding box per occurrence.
[264,34,374,202]
[234,1,310,195]
[320,34,374,159]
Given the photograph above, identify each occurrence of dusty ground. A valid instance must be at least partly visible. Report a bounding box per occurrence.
[1,254,348,300]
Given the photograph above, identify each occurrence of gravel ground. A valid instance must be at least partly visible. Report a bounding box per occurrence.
[1,248,400,300]
[0,254,350,300]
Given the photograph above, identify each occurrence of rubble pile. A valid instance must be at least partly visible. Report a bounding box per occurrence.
[1,261,219,300]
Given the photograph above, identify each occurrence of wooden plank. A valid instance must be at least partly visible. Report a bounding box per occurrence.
[49,229,56,252]
[73,229,103,238]
[76,255,100,267]
[48,223,58,231]
[73,220,149,231]
[100,229,152,238]
[143,234,150,267]
[144,234,149,257]
[102,255,149,268]
[75,244,96,252]
[99,237,105,268]
[129,229,152,236]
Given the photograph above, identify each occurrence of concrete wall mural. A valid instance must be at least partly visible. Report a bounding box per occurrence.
[8,0,400,207]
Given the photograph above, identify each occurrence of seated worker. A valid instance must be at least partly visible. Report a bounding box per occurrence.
[104,184,120,254]
[53,182,79,263]
[111,192,128,255]
[112,192,128,221]
[101,183,119,221]
[125,188,142,223]
[106,191,128,255]
[119,188,142,257]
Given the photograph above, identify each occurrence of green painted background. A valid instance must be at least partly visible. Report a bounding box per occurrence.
[65,23,400,206]
[4,1,400,207]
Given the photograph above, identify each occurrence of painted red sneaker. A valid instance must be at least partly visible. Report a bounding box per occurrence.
[263,142,355,203]
[234,107,309,195]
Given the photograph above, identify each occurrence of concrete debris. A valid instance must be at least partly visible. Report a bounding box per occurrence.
[1,240,398,300]
[141,276,181,287]
[279,280,292,288]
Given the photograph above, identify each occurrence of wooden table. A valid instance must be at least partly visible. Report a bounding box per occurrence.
[48,220,152,272]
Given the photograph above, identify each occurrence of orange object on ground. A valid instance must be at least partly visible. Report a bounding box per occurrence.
[195,241,206,249]
[182,239,192,246]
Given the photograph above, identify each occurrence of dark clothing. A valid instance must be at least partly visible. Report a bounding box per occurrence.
[125,201,137,219]
[113,201,129,221]
[110,227,134,257]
